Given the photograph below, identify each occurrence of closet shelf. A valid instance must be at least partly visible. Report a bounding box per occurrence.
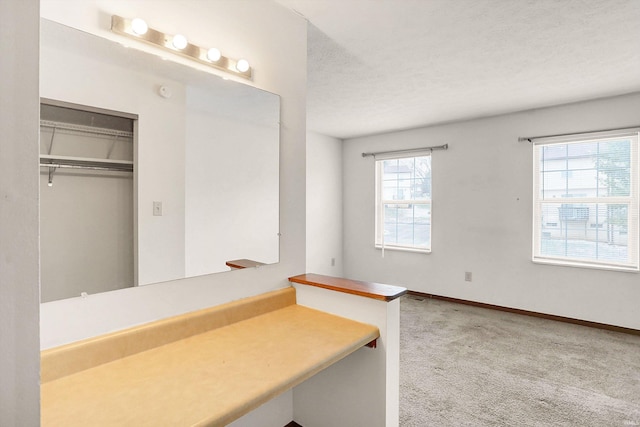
[40,154,133,172]
[40,120,134,138]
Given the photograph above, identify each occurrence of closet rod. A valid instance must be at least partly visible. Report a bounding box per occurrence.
[39,163,133,172]
[40,120,134,138]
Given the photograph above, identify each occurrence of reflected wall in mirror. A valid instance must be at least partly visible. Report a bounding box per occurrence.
[40,19,280,303]
[40,101,136,303]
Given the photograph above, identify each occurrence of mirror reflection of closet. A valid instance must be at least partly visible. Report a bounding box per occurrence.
[39,100,136,303]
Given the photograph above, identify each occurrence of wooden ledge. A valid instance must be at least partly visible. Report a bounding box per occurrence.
[226,258,266,269]
[289,273,407,302]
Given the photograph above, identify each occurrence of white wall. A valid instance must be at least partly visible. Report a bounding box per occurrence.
[40,130,134,302]
[185,88,279,277]
[0,0,40,424]
[293,285,400,427]
[343,92,640,330]
[306,131,344,275]
[40,171,134,301]
[229,390,293,427]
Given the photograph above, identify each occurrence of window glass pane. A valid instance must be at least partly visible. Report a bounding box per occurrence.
[413,157,432,200]
[383,203,430,248]
[566,169,598,197]
[382,181,400,200]
[540,171,564,199]
[539,139,632,200]
[414,204,431,224]
[539,202,629,264]
[384,179,412,201]
[567,141,598,157]
[566,158,588,171]
[383,205,399,245]
[382,159,411,180]
[541,144,566,164]
[597,139,631,197]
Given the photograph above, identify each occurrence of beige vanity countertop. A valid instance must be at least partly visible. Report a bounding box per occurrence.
[41,303,380,426]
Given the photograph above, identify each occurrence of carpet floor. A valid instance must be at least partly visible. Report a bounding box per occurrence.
[400,295,640,426]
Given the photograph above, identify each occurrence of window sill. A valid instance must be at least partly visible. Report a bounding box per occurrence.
[375,245,430,254]
[532,257,639,273]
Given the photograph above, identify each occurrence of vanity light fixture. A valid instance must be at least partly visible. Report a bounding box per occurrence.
[110,15,252,79]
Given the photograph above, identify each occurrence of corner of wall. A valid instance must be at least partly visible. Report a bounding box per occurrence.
[0,0,41,424]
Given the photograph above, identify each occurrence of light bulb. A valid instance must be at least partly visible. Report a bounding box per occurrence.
[48,180,53,187]
[172,34,188,50]
[131,18,148,35]
[207,48,221,62]
[236,59,250,73]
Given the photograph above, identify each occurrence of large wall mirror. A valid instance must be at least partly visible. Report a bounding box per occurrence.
[40,19,280,303]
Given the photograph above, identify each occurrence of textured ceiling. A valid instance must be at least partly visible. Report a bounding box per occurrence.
[275,0,640,139]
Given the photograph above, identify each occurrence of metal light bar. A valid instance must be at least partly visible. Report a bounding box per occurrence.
[362,144,448,158]
[110,15,252,80]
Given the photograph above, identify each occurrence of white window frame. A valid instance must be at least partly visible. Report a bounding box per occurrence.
[375,152,432,254]
[532,129,640,271]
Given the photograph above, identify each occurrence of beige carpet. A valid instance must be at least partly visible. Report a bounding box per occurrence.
[400,295,640,426]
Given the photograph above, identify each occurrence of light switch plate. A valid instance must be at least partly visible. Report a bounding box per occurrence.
[153,201,162,216]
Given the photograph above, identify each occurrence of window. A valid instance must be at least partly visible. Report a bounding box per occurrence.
[375,154,431,252]
[533,130,639,271]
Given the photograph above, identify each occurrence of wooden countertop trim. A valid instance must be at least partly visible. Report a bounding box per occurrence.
[289,273,407,301]
[41,304,380,426]
[41,287,296,383]
[226,258,267,269]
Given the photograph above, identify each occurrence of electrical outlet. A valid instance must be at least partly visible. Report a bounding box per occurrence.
[465,271,472,282]
[331,257,336,266]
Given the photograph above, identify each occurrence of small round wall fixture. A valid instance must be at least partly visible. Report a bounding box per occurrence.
[172,34,188,50]
[158,85,172,99]
[131,18,148,35]
[236,59,250,73]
